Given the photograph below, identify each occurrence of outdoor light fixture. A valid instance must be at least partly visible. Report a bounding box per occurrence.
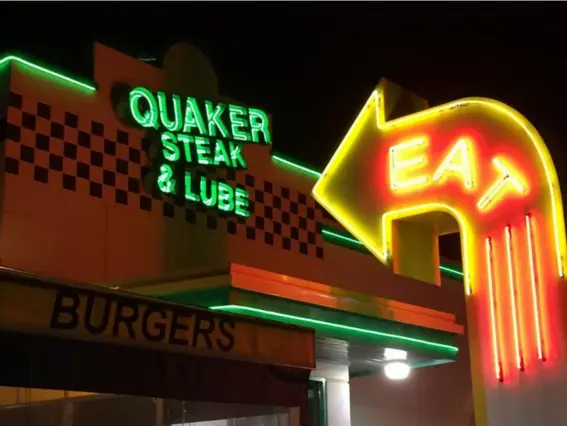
[384,348,408,361]
[384,361,411,380]
[384,348,411,380]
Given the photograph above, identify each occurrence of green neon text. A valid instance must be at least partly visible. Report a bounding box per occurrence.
[127,86,269,218]
[158,164,250,218]
[129,87,271,145]
[160,132,247,169]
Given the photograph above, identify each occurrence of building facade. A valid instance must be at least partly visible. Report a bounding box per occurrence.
[0,42,471,426]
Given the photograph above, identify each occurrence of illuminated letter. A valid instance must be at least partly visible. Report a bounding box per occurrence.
[183,97,208,135]
[205,101,230,138]
[158,164,175,194]
[217,182,235,212]
[249,108,272,144]
[177,134,193,163]
[200,177,218,207]
[129,87,158,128]
[161,132,180,162]
[477,157,527,211]
[194,136,212,165]
[389,137,429,191]
[432,138,474,190]
[185,172,199,202]
[213,140,232,167]
[157,92,183,132]
[228,142,247,169]
[235,188,250,218]
[228,105,251,142]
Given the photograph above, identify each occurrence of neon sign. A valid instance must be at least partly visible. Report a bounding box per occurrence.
[128,86,272,217]
[312,79,567,423]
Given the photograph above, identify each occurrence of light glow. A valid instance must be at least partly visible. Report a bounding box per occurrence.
[389,136,429,191]
[432,138,475,190]
[384,361,411,380]
[477,157,527,212]
[209,304,459,354]
[0,53,97,92]
[485,237,503,382]
[313,84,566,282]
[271,154,323,179]
[505,225,524,371]
[312,80,567,385]
[525,214,546,361]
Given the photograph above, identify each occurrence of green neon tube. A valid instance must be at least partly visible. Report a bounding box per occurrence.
[0,54,97,92]
[210,304,458,353]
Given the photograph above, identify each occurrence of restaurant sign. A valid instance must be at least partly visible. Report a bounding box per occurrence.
[127,87,272,218]
[0,278,314,370]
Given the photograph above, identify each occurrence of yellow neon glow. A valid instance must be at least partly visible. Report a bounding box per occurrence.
[477,157,527,211]
[485,237,503,382]
[389,136,429,191]
[505,225,524,371]
[313,86,566,281]
[432,138,475,190]
[381,203,472,296]
[525,214,545,361]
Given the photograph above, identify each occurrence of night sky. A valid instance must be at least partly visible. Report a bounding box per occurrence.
[2,3,567,260]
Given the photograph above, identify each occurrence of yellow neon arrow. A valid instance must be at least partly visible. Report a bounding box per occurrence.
[312,79,566,296]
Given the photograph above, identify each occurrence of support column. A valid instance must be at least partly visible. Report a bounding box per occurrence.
[62,391,74,426]
[155,398,164,426]
[312,362,351,426]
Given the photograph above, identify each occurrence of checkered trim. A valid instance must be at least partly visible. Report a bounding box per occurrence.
[1,91,325,259]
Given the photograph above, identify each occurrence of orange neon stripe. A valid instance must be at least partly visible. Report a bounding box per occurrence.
[525,214,546,361]
[485,237,504,382]
[505,225,525,371]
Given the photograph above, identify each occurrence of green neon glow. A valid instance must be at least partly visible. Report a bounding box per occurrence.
[129,87,271,145]
[182,172,251,218]
[210,304,459,354]
[271,154,323,179]
[439,265,465,279]
[0,54,97,92]
[129,87,158,128]
[321,228,361,247]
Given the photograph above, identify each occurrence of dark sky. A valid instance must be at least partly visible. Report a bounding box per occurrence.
[2,2,567,259]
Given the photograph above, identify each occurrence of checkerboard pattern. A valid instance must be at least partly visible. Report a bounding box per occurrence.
[1,91,325,259]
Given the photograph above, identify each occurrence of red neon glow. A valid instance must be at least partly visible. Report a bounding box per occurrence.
[314,86,567,388]
[432,138,475,190]
[485,237,504,382]
[389,136,429,191]
[525,214,546,361]
[382,134,546,381]
[383,134,550,380]
[386,137,530,216]
[477,157,527,212]
[505,225,525,372]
